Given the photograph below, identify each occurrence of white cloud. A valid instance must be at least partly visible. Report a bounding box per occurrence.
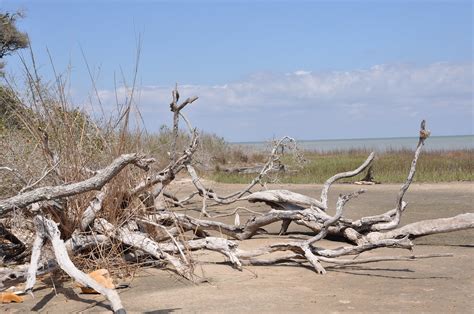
[94,62,473,140]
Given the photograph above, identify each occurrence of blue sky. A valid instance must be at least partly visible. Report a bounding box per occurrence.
[1,0,473,141]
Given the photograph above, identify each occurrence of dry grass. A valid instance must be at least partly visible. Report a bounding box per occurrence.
[211,148,474,184]
[0,49,170,272]
[0,50,261,273]
[1,49,472,277]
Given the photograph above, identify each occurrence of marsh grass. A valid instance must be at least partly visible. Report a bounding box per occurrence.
[211,148,474,184]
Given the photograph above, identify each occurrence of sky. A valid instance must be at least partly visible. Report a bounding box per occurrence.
[1,0,473,141]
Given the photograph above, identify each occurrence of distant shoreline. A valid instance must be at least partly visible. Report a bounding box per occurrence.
[231,135,474,152]
[232,134,474,145]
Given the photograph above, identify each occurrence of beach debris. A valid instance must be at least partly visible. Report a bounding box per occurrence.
[0,87,472,314]
[0,292,24,303]
[78,269,115,294]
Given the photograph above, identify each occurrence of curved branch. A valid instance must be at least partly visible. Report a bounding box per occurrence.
[371,120,430,231]
[320,152,375,208]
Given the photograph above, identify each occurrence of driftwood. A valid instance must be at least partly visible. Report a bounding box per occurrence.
[0,153,154,216]
[221,163,285,174]
[0,85,472,314]
[185,136,298,216]
[25,215,125,313]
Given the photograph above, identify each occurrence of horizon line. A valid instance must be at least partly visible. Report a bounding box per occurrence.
[230,134,474,144]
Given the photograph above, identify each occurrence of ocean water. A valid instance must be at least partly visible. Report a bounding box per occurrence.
[233,135,474,153]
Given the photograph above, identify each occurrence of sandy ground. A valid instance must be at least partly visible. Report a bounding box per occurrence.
[3,182,473,313]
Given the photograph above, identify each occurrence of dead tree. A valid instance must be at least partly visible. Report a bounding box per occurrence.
[0,86,472,314]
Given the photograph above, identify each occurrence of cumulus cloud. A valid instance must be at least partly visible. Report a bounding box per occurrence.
[96,62,473,141]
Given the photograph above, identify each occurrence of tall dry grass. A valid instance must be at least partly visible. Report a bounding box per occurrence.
[0,47,245,236]
[211,147,473,184]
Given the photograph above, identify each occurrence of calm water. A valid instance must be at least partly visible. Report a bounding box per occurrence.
[233,135,474,153]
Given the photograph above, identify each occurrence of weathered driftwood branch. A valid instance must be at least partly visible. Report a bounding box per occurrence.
[80,188,107,231]
[318,120,433,244]
[320,152,375,208]
[0,260,57,291]
[244,190,327,211]
[25,216,125,313]
[65,233,110,253]
[184,136,298,216]
[157,237,242,270]
[221,163,285,174]
[370,120,430,231]
[244,189,327,235]
[153,206,329,240]
[24,228,45,293]
[0,153,154,215]
[131,133,199,196]
[169,84,198,163]
[258,191,364,274]
[365,213,474,243]
[94,218,194,281]
[239,142,371,235]
[242,120,446,245]
[232,190,416,274]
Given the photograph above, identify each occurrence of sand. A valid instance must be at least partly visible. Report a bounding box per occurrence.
[4,182,473,313]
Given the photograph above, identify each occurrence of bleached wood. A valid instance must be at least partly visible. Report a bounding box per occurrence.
[94,218,194,280]
[0,261,57,291]
[65,233,110,253]
[154,207,332,240]
[27,216,125,312]
[245,190,327,211]
[0,153,154,215]
[24,231,45,293]
[185,136,298,207]
[131,134,198,196]
[371,120,429,231]
[320,152,375,208]
[80,188,107,231]
[366,213,474,243]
